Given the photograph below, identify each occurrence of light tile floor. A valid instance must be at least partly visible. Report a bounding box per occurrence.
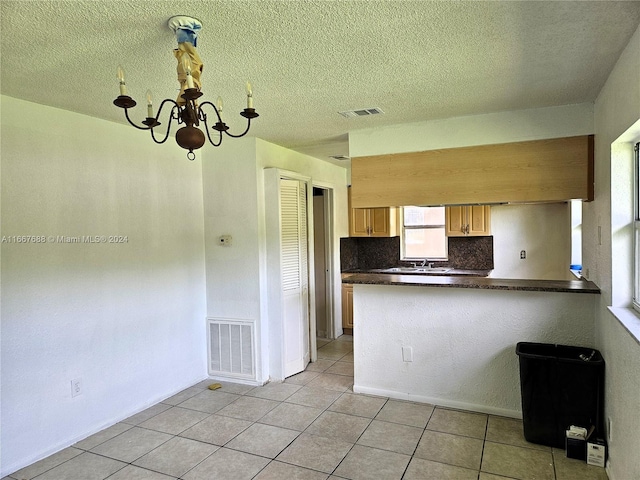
[5,335,608,480]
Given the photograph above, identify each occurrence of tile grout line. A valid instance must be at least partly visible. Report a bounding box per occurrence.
[327,412,377,478]
[399,405,437,479]
[270,336,357,478]
[477,411,490,480]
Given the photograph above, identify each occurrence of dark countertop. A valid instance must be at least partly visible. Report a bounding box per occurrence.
[342,268,491,277]
[342,272,601,294]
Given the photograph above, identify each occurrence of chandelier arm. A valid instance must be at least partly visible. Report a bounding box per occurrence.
[149,100,181,145]
[149,115,174,145]
[124,109,153,131]
[198,101,223,122]
[157,98,181,117]
[224,117,252,138]
[201,113,224,147]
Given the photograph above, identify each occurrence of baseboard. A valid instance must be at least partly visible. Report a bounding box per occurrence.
[353,384,522,419]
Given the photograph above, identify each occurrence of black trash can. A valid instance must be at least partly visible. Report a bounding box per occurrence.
[515,342,605,448]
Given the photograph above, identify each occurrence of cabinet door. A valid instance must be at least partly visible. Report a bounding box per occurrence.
[350,208,370,236]
[369,208,390,236]
[445,206,466,236]
[342,284,354,328]
[468,205,491,236]
[348,187,370,237]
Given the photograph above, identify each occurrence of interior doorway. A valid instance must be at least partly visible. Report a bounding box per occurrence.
[312,186,335,340]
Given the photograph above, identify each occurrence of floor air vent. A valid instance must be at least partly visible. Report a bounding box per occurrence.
[338,107,384,118]
[207,318,256,380]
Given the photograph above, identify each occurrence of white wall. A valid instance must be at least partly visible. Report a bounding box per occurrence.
[201,137,348,383]
[0,96,208,476]
[349,103,594,158]
[354,284,596,417]
[491,203,573,280]
[589,23,640,480]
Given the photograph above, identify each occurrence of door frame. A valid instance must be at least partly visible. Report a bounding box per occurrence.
[312,183,336,343]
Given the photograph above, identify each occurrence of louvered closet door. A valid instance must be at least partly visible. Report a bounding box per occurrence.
[280,178,310,378]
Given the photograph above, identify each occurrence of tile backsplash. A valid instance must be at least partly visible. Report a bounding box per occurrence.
[340,236,493,271]
[447,236,494,270]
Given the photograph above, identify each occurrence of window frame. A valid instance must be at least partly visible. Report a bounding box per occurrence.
[400,206,448,261]
[633,142,640,313]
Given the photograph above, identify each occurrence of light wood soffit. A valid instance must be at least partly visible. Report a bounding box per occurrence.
[350,135,594,208]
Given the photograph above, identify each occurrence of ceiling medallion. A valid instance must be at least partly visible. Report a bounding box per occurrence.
[113,15,259,160]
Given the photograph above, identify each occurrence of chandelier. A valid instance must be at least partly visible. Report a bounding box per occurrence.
[113,16,259,160]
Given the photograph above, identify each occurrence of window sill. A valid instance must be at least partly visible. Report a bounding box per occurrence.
[608,306,640,346]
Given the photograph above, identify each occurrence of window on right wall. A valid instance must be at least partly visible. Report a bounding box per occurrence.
[633,142,640,312]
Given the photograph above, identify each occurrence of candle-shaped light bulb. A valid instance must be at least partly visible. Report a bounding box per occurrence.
[216,96,224,120]
[246,80,254,109]
[146,90,154,118]
[117,65,127,95]
[181,53,194,89]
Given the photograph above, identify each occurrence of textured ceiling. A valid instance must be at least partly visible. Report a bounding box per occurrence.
[2,1,640,164]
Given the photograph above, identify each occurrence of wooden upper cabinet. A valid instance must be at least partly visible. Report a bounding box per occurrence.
[350,207,370,236]
[350,135,594,208]
[369,207,394,236]
[348,187,399,237]
[446,205,491,236]
[445,206,465,236]
[468,205,491,235]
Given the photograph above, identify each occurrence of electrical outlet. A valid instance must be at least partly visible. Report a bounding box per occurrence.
[520,250,526,259]
[218,235,232,246]
[71,378,83,397]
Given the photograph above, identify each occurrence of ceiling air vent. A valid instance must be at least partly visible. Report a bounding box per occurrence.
[338,107,385,118]
[329,155,351,161]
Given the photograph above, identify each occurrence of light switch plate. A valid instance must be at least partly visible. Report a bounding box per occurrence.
[402,346,413,362]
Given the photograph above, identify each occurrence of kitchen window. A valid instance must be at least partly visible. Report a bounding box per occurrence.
[401,206,447,260]
[633,143,640,313]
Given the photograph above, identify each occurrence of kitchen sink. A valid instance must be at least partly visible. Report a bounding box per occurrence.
[380,267,451,274]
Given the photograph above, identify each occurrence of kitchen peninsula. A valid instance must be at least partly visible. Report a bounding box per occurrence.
[345,273,600,418]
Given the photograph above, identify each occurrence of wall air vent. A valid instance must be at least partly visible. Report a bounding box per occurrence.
[207,318,256,380]
[329,155,351,161]
[338,107,385,118]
